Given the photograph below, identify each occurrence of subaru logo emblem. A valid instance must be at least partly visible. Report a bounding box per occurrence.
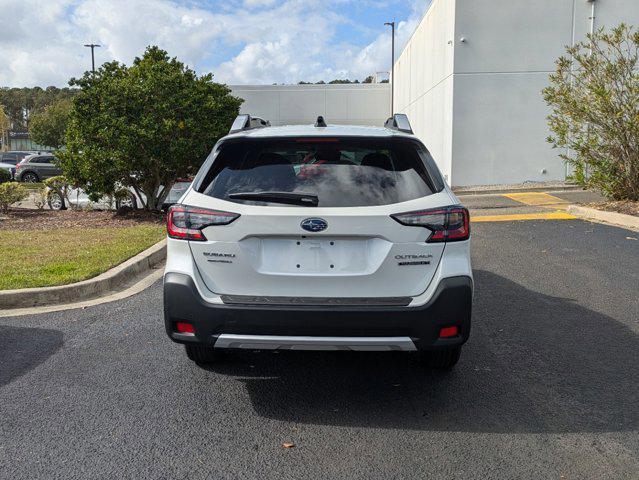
[301,218,328,232]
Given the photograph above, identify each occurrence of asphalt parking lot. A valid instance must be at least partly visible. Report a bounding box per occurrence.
[1,204,638,479]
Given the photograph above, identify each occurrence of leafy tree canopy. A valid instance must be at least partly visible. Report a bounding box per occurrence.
[0,86,77,131]
[58,46,243,210]
[543,23,639,201]
[298,79,365,85]
[29,98,72,149]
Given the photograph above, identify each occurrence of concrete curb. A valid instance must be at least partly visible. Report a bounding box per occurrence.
[567,205,639,231]
[0,239,166,309]
[454,185,583,196]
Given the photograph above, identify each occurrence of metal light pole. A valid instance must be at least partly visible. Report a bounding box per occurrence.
[384,21,396,115]
[83,44,101,74]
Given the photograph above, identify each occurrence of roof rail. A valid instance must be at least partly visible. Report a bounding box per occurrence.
[384,114,413,134]
[229,114,271,134]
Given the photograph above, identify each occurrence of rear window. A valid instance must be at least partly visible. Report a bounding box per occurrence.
[198,137,442,207]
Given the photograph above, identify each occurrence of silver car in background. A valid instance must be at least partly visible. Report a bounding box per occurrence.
[47,180,192,211]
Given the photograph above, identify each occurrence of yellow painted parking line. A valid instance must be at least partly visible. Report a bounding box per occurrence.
[502,192,569,206]
[472,211,577,222]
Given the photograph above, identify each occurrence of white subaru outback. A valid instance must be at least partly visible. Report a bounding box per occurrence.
[163,114,472,369]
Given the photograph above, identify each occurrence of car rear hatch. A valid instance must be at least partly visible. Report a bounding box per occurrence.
[176,136,464,301]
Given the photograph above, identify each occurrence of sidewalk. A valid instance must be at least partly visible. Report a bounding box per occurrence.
[453,181,582,196]
[459,188,605,222]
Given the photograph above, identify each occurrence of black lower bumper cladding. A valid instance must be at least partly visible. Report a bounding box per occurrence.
[163,273,473,352]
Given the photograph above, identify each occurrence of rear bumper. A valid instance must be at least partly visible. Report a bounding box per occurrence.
[163,273,472,352]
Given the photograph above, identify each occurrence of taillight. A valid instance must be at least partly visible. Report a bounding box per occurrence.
[167,205,239,241]
[391,206,470,242]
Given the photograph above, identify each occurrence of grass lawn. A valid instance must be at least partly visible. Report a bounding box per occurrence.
[0,225,165,290]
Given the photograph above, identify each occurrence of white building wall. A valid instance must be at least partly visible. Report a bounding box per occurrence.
[394,0,639,186]
[229,84,391,127]
[394,0,456,183]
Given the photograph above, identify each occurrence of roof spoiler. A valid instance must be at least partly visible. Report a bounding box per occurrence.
[229,114,271,134]
[384,114,413,134]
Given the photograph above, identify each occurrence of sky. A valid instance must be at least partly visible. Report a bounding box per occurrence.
[0,0,431,88]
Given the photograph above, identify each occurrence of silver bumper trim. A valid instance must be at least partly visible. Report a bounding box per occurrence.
[214,334,417,351]
[220,295,412,306]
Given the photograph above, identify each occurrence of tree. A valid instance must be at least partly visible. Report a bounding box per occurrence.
[543,23,639,201]
[58,46,243,210]
[29,99,72,149]
[363,76,374,84]
[0,105,9,149]
[0,87,76,131]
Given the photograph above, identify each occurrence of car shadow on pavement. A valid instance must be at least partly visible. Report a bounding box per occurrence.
[0,326,63,387]
[204,270,638,433]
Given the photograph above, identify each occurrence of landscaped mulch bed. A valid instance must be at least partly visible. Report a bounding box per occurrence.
[0,208,165,230]
[584,200,639,218]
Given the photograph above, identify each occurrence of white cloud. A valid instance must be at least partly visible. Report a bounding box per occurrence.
[243,0,277,8]
[331,0,431,81]
[216,0,431,84]
[0,0,429,87]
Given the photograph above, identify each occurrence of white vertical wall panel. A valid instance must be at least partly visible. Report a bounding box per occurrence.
[394,0,639,186]
[394,0,456,182]
[574,0,639,40]
[453,0,574,74]
[230,84,391,127]
[451,72,563,186]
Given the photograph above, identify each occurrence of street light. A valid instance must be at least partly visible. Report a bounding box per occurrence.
[83,44,101,74]
[384,21,396,115]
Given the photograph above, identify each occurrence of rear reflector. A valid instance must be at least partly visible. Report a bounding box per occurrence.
[175,322,195,334]
[391,206,470,243]
[167,205,239,241]
[439,326,459,338]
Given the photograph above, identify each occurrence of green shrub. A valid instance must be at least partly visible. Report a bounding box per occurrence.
[43,175,69,191]
[33,187,48,210]
[0,169,11,183]
[543,23,639,201]
[0,182,29,213]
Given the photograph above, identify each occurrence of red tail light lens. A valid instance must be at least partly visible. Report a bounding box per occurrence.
[167,205,239,241]
[175,322,195,334]
[439,326,459,338]
[391,206,470,243]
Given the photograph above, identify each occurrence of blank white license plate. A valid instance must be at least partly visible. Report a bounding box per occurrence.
[257,238,370,274]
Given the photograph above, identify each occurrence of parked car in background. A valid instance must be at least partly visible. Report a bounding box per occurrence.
[0,151,38,180]
[47,186,138,211]
[15,154,62,182]
[161,179,192,210]
[47,181,192,211]
[0,151,38,165]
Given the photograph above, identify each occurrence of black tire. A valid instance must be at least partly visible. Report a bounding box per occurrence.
[422,346,462,370]
[185,344,220,364]
[116,193,138,210]
[21,171,39,183]
[47,191,66,210]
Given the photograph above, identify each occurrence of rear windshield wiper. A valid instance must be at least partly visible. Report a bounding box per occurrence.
[228,191,319,207]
